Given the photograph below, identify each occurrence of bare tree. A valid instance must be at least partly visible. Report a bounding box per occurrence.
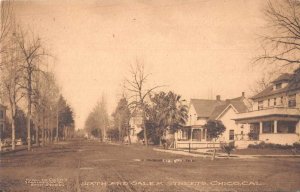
[39,72,59,145]
[0,30,24,150]
[256,0,300,69]
[15,28,47,151]
[125,61,161,147]
[0,0,13,56]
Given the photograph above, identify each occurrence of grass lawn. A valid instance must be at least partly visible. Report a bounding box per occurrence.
[231,148,300,155]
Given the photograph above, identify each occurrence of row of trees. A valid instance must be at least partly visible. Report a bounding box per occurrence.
[83,63,189,146]
[84,96,109,141]
[0,1,74,151]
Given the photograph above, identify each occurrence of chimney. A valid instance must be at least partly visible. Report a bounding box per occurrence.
[216,95,221,101]
[242,92,245,97]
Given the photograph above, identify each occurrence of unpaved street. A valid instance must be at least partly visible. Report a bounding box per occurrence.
[1,139,300,192]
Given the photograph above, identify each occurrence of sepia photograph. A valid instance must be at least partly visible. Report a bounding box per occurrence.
[0,0,300,191]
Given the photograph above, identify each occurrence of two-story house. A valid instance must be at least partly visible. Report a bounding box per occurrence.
[174,94,249,149]
[234,68,300,145]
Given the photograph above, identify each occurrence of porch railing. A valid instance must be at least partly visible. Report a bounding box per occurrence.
[175,140,221,150]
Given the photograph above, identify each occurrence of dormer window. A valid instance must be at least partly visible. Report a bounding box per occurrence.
[275,83,282,89]
[258,101,263,110]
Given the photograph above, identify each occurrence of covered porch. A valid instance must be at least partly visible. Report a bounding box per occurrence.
[234,109,300,145]
[174,125,221,149]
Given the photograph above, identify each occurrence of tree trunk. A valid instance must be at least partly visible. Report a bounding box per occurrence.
[11,103,16,150]
[56,107,59,142]
[27,107,31,151]
[212,139,216,160]
[142,107,148,147]
[11,119,15,150]
[36,125,39,147]
[41,114,45,147]
[127,126,131,145]
[118,119,122,142]
[27,74,32,151]
[50,128,53,143]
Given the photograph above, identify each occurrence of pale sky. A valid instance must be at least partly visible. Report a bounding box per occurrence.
[13,0,268,129]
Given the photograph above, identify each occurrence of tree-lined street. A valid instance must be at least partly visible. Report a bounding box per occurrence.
[1,139,300,192]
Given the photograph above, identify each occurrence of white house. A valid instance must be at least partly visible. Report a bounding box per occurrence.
[174,94,249,149]
[234,68,300,145]
[128,109,143,143]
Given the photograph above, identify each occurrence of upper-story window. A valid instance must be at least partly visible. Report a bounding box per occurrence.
[273,98,277,106]
[280,96,284,105]
[268,99,270,107]
[288,94,296,107]
[258,101,263,110]
[275,83,282,89]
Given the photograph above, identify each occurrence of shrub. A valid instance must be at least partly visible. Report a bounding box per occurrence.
[248,141,294,150]
[293,142,300,150]
[221,142,235,157]
[248,132,259,140]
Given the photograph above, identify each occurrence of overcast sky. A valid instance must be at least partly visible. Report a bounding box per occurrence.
[13,0,268,129]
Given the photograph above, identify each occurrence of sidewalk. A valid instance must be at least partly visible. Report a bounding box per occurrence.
[0,145,28,155]
[0,141,65,155]
[154,148,300,159]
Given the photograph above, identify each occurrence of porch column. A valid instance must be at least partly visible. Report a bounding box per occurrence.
[199,129,202,141]
[259,122,263,134]
[190,128,193,141]
[274,120,278,133]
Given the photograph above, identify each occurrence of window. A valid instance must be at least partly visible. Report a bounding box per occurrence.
[0,123,3,131]
[192,129,201,141]
[202,129,206,139]
[229,130,234,140]
[0,110,3,119]
[182,130,188,140]
[258,101,263,110]
[275,83,282,89]
[262,121,274,133]
[280,97,283,105]
[273,98,277,106]
[288,94,296,107]
[268,99,270,107]
[277,121,297,133]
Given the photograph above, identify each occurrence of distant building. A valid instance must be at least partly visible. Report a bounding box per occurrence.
[234,68,300,145]
[128,109,143,143]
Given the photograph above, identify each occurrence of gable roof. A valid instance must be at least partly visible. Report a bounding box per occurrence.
[190,99,225,118]
[271,73,292,83]
[190,96,248,120]
[209,97,249,120]
[251,70,300,100]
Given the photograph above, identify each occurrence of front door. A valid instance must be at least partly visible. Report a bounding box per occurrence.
[229,130,234,140]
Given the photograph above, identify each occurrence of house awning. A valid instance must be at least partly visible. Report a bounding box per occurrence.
[181,125,203,129]
[233,107,300,123]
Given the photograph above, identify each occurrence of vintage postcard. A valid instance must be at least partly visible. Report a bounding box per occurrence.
[0,0,300,191]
